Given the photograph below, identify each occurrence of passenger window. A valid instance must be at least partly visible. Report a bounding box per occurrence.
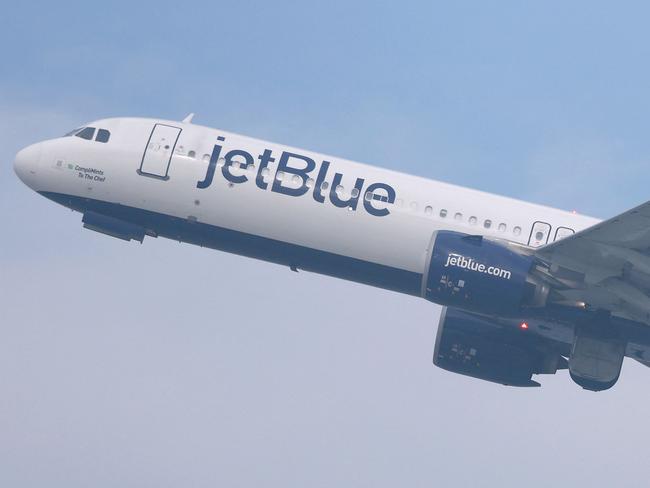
[454,212,463,221]
[96,129,110,143]
[469,216,477,225]
[498,223,507,232]
[513,226,522,236]
[424,206,433,215]
[484,219,492,229]
[188,150,196,158]
[75,127,96,140]
[440,209,448,218]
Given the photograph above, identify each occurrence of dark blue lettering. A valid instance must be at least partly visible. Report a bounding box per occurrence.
[222,149,254,184]
[256,149,275,190]
[271,152,316,197]
[329,173,365,210]
[312,161,330,203]
[196,136,225,189]
[363,182,396,217]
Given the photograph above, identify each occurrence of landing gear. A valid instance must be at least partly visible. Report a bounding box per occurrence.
[569,315,625,391]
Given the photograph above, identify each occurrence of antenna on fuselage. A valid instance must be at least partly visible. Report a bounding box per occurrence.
[182,113,195,124]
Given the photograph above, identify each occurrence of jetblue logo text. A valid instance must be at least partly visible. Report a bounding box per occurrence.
[444,253,512,280]
[196,138,396,217]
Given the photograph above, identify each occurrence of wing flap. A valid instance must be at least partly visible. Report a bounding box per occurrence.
[541,200,650,255]
[536,200,650,322]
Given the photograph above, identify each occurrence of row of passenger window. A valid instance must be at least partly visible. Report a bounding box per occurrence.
[438,210,520,235]
[179,151,522,235]
[395,201,521,235]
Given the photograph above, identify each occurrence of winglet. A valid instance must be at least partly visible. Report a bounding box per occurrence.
[182,113,195,124]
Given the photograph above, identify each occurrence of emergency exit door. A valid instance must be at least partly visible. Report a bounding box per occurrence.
[138,124,182,179]
[528,221,552,247]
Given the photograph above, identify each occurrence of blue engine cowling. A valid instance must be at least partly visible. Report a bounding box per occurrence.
[422,231,547,316]
[434,307,566,387]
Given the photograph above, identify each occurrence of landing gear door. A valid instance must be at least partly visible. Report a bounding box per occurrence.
[138,124,182,180]
[528,221,552,247]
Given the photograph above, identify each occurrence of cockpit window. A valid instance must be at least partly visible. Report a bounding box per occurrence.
[75,127,96,140]
[64,128,83,137]
[96,129,110,143]
[63,126,111,143]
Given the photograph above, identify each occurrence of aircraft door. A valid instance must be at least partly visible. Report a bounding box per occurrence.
[554,227,575,241]
[138,124,182,180]
[528,221,551,247]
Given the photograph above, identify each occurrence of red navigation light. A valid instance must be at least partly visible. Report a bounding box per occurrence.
[520,322,529,330]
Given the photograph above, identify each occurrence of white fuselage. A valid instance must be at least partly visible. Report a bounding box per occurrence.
[15,117,599,297]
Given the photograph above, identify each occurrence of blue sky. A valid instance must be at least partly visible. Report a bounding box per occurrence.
[2,1,650,487]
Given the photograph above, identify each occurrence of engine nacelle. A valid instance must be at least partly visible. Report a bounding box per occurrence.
[434,307,566,387]
[422,231,548,316]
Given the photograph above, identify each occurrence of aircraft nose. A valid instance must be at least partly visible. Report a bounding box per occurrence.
[14,143,43,188]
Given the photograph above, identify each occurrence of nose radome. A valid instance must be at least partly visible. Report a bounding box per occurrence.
[14,143,42,188]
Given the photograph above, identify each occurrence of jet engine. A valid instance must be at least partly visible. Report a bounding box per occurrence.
[433,307,567,387]
[422,231,549,316]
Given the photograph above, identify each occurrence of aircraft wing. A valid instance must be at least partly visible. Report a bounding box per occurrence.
[536,200,650,324]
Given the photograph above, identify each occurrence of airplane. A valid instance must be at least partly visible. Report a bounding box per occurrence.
[14,114,650,391]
